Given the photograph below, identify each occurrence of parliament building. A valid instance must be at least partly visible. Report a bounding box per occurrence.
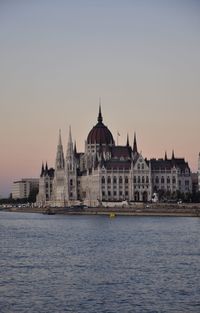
[36,107,192,207]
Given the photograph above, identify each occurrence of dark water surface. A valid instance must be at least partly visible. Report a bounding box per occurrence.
[0,212,200,313]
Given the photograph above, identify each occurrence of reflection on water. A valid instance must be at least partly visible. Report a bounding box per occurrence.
[0,212,200,313]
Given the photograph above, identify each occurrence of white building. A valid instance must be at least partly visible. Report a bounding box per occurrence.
[12,178,39,199]
[36,107,192,206]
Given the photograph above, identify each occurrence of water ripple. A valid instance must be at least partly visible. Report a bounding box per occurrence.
[0,212,200,313]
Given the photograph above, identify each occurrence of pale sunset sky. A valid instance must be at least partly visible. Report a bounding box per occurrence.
[0,0,200,197]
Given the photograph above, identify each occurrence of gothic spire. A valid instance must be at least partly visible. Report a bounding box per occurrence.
[45,161,48,174]
[126,133,130,147]
[66,126,74,159]
[56,129,65,169]
[98,98,103,123]
[165,151,167,160]
[58,129,62,146]
[74,141,77,156]
[133,132,138,153]
[172,149,175,160]
[40,162,44,177]
[68,125,72,144]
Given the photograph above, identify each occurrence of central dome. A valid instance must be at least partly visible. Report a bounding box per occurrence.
[87,106,115,145]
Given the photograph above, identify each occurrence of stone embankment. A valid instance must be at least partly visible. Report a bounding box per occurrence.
[1,203,200,217]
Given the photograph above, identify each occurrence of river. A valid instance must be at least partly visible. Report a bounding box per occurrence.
[0,211,200,312]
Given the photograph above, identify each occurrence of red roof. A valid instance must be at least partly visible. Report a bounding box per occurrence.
[87,106,115,145]
[105,160,131,170]
[87,122,114,145]
[111,146,132,159]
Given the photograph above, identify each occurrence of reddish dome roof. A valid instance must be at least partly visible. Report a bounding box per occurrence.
[87,106,115,145]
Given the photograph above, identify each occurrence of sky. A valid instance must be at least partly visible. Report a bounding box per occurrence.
[0,0,200,197]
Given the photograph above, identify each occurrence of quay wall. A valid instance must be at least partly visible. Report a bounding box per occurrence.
[1,203,200,217]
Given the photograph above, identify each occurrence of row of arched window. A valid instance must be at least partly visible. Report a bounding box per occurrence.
[102,176,151,185]
[102,190,129,197]
[154,176,176,184]
[133,176,149,184]
[102,176,129,184]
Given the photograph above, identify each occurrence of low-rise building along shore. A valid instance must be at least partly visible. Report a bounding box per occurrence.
[12,178,39,199]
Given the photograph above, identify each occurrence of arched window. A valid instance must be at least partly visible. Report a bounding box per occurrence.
[167,177,170,184]
[107,176,111,184]
[137,164,140,170]
[161,176,165,184]
[134,191,140,201]
[101,177,105,184]
[155,176,159,184]
[70,179,73,186]
[146,176,149,183]
[142,176,145,183]
[119,176,123,184]
[142,163,144,170]
[125,176,129,184]
[172,177,176,184]
[138,176,141,183]
[113,176,117,184]
[134,176,136,183]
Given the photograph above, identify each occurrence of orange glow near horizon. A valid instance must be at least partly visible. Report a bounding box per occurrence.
[0,1,200,197]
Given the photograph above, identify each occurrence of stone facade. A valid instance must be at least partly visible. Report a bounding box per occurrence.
[36,107,192,206]
[37,165,54,205]
[150,154,192,195]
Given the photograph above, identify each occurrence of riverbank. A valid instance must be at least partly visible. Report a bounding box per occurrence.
[1,203,200,217]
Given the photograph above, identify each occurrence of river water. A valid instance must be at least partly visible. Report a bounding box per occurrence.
[0,211,200,313]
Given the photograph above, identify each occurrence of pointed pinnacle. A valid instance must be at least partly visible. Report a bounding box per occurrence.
[68,125,72,143]
[58,129,62,146]
[98,100,103,123]
[74,141,77,155]
[133,132,138,153]
[126,133,129,146]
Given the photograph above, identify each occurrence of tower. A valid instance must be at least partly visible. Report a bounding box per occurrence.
[133,132,138,154]
[55,129,65,170]
[53,129,65,204]
[66,126,76,173]
[126,134,130,147]
[36,162,46,205]
[65,126,78,201]
[36,160,55,205]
